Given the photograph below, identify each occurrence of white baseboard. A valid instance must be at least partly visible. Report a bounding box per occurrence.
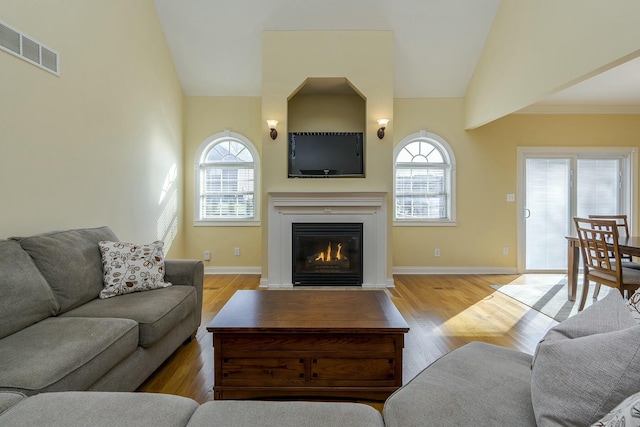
[204,266,517,277]
[204,266,262,275]
[258,277,395,288]
[392,266,518,275]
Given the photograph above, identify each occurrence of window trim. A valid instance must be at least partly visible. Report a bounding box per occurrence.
[393,130,457,226]
[193,130,260,226]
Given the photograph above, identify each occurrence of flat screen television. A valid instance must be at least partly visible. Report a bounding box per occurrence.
[288,132,364,178]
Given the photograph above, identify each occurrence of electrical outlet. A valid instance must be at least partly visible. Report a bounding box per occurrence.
[506,194,516,202]
[203,251,211,261]
[234,247,240,256]
[503,246,509,255]
[434,248,441,257]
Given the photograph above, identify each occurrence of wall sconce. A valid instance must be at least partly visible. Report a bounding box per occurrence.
[377,119,389,139]
[266,120,278,140]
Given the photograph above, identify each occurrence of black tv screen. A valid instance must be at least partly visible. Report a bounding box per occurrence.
[288,132,364,178]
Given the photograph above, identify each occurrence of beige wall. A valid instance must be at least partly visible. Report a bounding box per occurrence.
[261,31,395,280]
[183,94,640,272]
[393,98,519,268]
[4,3,638,272]
[466,0,640,129]
[288,94,366,132]
[393,98,640,269]
[0,0,185,256]
[183,96,263,268]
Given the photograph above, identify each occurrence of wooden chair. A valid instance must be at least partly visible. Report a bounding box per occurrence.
[574,217,640,311]
[588,214,635,250]
[588,214,640,297]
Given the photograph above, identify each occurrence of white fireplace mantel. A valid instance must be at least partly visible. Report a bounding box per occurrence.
[262,192,391,289]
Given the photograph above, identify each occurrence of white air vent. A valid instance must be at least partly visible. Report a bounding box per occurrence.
[0,19,59,76]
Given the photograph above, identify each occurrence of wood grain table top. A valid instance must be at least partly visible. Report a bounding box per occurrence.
[207,290,409,333]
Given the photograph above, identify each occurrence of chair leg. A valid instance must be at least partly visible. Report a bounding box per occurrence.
[619,288,626,299]
[578,277,590,311]
[593,283,601,299]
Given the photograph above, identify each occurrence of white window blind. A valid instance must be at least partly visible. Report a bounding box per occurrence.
[576,158,620,217]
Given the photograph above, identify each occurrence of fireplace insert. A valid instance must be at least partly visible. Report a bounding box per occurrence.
[292,222,363,285]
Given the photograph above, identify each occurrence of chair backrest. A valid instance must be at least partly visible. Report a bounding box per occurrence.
[574,217,623,285]
[588,214,630,237]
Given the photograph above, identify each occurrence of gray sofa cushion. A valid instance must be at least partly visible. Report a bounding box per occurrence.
[61,285,197,348]
[0,240,59,339]
[0,391,199,427]
[536,291,637,350]
[0,392,25,416]
[0,317,138,393]
[16,226,118,312]
[531,293,640,426]
[187,400,385,427]
[383,341,536,427]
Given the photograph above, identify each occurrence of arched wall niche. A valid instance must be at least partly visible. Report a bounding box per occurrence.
[287,77,366,133]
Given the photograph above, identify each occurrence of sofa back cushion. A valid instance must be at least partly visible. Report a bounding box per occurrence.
[16,226,118,313]
[531,292,640,425]
[0,240,59,339]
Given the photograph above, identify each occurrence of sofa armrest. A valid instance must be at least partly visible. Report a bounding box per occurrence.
[164,260,204,328]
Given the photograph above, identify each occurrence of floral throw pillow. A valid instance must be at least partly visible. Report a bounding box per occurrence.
[628,289,640,324]
[592,391,640,427]
[99,240,171,299]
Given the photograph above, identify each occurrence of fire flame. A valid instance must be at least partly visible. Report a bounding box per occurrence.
[315,242,343,262]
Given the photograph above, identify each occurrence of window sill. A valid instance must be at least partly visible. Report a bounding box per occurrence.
[194,220,261,227]
[393,220,457,227]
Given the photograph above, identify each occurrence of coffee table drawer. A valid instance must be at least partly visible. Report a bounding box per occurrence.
[312,358,395,383]
[220,358,305,384]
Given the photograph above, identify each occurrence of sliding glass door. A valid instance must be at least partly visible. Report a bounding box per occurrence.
[520,149,634,272]
[525,158,571,270]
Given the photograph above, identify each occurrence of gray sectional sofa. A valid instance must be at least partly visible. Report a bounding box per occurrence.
[0,226,203,396]
[2,227,640,426]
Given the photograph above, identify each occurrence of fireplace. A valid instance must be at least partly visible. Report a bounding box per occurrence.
[292,222,363,286]
[265,192,389,289]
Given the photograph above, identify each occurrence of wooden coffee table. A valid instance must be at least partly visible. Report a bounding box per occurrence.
[207,290,409,401]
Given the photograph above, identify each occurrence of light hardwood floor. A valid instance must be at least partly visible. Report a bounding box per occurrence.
[137,274,557,405]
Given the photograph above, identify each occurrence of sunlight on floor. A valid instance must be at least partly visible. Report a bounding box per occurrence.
[437,274,564,337]
[487,273,611,322]
[504,273,570,285]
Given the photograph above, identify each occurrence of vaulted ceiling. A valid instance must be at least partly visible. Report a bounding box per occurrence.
[153,0,640,113]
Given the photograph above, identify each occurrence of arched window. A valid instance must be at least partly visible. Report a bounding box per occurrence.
[194,130,259,225]
[394,130,456,225]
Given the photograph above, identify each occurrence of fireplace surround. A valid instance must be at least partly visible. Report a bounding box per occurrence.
[264,192,390,288]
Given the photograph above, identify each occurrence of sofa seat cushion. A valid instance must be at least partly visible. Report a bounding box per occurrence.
[186,400,385,427]
[61,285,196,348]
[0,240,59,339]
[0,317,138,393]
[0,392,26,416]
[383,341,536,427]
[0,391,199,427]
[15,226,119,313]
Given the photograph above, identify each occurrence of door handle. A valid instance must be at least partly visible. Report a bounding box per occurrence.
[524,208,531,218]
